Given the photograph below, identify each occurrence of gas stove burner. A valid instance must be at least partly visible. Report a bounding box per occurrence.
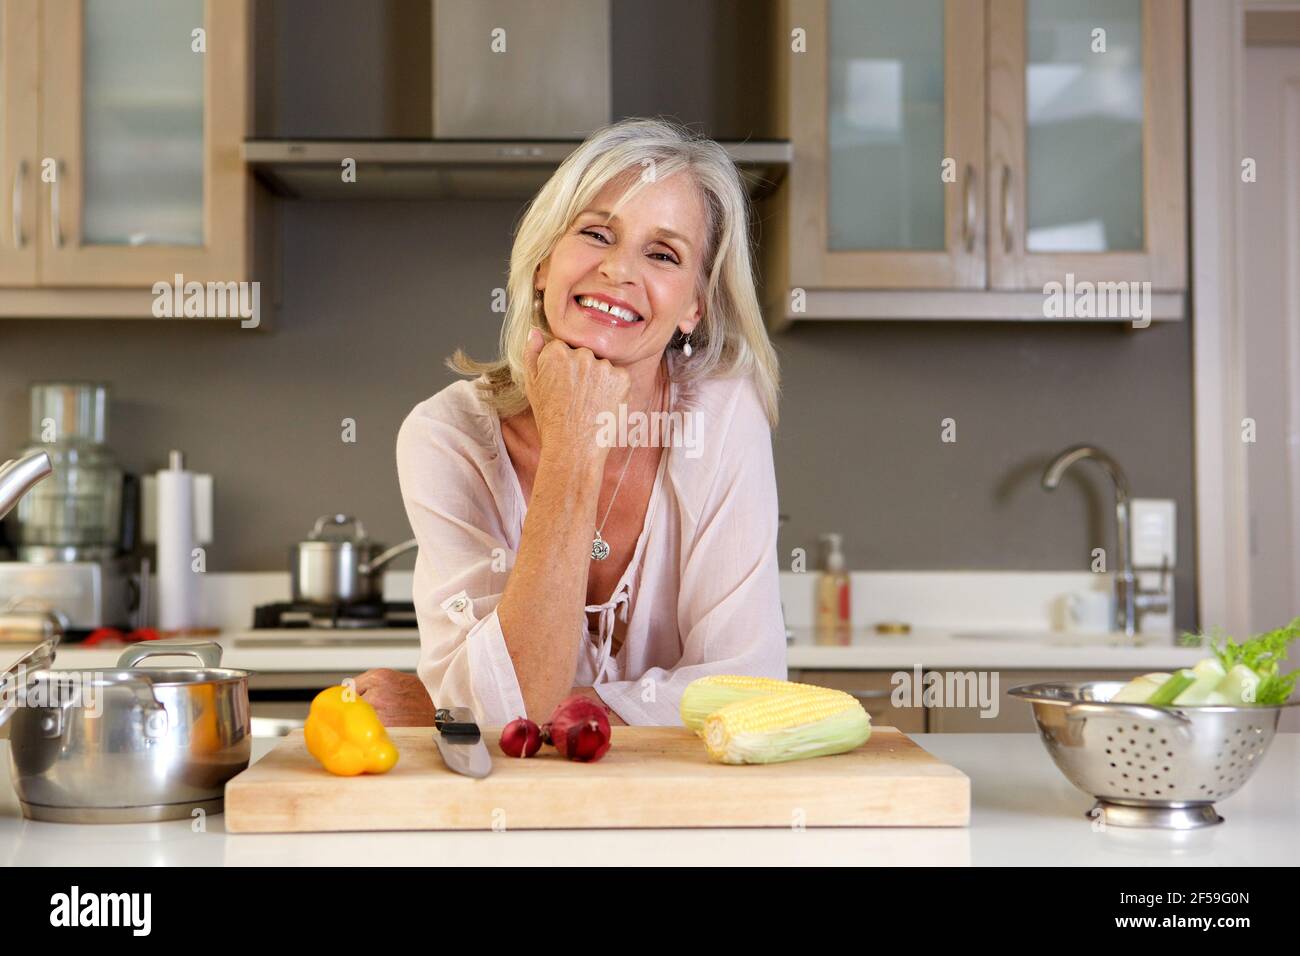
[328,614,387,630]
[324,600,385,622]
[253,600,417,630]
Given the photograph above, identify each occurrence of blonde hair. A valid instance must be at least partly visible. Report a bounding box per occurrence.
[447,117,780,428]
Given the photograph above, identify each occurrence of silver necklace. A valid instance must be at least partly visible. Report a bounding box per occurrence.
[591,371,665,561]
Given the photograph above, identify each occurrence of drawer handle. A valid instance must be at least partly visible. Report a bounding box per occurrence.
[845,689,891,703]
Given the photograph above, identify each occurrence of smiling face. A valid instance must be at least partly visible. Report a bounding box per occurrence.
[535,169,710,368]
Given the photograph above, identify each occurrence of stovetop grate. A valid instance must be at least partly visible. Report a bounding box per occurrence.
[252,600,416,630]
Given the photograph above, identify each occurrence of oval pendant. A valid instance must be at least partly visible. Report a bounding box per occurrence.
[591,533,610,561]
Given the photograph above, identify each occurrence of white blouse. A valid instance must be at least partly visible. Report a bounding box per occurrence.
[394,353,787,726]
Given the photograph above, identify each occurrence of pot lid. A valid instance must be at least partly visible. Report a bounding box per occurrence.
[307,514,370,543]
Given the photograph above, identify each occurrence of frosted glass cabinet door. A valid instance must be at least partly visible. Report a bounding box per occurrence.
[788,0,986,290]
[987,0,1186,290]
[1023,0,1144,254]
[0,0,37,285]
[81,0,205,248]
[827,0,946,253]
[38,0,249,287]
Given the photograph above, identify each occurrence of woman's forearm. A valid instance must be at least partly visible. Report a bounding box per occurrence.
[496,444,606,718]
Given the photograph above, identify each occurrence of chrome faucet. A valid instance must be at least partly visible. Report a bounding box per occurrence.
[1041,444,1170,638]
[0,452,53,521]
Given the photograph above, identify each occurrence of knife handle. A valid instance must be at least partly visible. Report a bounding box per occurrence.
[435,707,481,737]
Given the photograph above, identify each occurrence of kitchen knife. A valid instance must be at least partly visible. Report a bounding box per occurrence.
[433,706,493,778]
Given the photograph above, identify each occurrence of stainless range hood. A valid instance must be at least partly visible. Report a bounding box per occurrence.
[243,139,790,202]
[244,0,788,202]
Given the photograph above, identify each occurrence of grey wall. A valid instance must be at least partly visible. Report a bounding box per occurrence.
[0,0,1198,629]
[773,320,1197,633]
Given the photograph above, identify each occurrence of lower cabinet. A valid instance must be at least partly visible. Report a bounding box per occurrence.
[924,669,1146,732]
[790,669,927,734]
[791,668,1149,733]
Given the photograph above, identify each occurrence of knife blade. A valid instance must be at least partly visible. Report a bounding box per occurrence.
[433,706,493,778]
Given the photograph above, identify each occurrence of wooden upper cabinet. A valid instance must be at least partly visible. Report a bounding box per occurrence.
[776,0,1188,315]
[35,0,249,288]
[0,0,39,286]
[788,0,986,290]
[987,0,1186,291]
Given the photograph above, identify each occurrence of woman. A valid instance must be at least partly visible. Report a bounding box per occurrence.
[356,117,785,727]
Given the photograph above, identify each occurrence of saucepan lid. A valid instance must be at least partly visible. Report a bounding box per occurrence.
[306,514,370,544]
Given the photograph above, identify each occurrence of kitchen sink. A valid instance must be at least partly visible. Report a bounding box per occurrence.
[950,629,1153,647]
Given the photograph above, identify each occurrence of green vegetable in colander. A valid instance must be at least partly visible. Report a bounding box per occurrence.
[1204,617,1300,705]
[1110,616,1300,706]
[1146,669,1196,706]
[1171,658,1226,705]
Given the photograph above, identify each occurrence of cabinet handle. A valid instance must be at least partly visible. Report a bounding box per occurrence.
[844,689,891,703]
[1000,164,1014,253]
[12,160,26,249]
[50,161,64,249]
[961,163,977,253]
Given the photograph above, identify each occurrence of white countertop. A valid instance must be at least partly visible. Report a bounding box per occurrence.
[1,568,1194,674]
[2,627,1208,676]
[1,733,1295,865]
[783,627,1206,670]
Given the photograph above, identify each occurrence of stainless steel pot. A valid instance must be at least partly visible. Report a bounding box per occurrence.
[290,514,417,605]
[2,639,251,823]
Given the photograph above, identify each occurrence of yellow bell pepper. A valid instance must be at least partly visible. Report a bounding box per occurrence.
[304,685,399,776]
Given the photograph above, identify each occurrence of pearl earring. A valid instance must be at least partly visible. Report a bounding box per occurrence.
[682,337,693,358]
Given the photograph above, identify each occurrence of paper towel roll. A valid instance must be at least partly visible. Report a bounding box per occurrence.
[157,449,199,632]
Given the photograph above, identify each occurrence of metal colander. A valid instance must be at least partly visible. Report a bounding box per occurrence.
[1009,680,1297,829]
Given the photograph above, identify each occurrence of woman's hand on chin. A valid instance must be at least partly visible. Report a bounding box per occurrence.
[352,668,439,727]
[523,327,629,457]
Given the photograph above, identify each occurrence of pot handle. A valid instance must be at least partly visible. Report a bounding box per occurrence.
[360,538,418,576]
[310,513,368,542]
[42,674,169,740]
[0,639,58,730]
[117,639,223,669]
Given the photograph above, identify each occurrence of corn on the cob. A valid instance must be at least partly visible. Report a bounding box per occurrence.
[679,674,818,732]
[702,687,871,765]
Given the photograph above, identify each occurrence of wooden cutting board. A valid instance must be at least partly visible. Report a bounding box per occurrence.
[224,725,969,832]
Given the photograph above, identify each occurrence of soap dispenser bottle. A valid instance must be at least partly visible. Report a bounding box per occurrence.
[816,533,850,641]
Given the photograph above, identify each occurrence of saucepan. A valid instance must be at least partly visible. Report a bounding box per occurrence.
[2,639,251,823]
[290,513,417,605]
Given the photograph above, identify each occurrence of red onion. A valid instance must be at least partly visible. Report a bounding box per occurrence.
[541,696,612,762]
[499,717,543,758]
